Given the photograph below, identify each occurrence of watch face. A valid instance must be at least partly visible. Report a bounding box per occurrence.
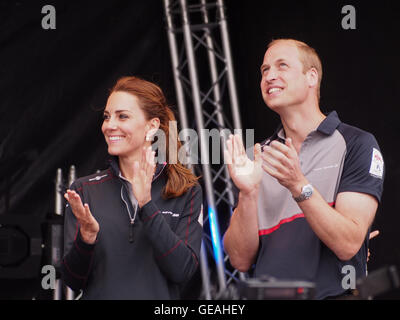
[303,185,313,198]
[294,184,313,202]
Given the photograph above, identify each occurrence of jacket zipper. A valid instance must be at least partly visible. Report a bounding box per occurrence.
[120,186,137,243]
[118,163,166,243]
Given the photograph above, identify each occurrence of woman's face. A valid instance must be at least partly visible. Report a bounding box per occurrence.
[102,91,149,159]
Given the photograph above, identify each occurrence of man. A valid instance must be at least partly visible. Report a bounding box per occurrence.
[223,39,384,299]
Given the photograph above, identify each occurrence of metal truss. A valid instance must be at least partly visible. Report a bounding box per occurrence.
[52,166,76,300]
[163,0,245,299]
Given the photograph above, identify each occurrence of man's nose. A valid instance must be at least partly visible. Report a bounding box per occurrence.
[265,68,278,82]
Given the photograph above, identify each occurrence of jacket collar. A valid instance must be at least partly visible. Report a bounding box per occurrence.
[108,156,167,181]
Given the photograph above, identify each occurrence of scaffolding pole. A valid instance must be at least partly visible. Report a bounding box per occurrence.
[163,0,244,298]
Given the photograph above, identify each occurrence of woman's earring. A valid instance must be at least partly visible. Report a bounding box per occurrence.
[146,129,157,141]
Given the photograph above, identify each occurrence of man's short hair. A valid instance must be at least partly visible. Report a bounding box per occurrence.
[268,39,323,101]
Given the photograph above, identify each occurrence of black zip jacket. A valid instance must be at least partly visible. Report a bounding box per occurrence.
[61,158,203,299]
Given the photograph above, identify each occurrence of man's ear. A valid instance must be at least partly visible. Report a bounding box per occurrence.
[306,67,319,88]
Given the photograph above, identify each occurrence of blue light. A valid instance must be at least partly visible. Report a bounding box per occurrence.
[208,206,223,264]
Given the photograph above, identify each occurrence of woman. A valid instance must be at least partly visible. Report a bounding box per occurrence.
[61,76,203,299]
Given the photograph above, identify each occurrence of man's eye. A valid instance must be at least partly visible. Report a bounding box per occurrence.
[261,68,269,75]
[280,63,288,68]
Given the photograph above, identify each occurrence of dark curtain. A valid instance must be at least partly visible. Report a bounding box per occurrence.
[0,0,174,217]
[1,0,400,299]
[0,0,175,299]
[226,0,400,299]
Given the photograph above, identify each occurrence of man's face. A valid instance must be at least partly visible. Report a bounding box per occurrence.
[260,42,310,110]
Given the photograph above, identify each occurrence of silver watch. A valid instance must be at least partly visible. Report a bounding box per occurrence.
[293,184,313,202]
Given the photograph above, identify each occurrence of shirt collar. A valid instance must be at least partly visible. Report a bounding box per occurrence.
[261,110,341,147]
[316,110,341,135]
[260,125,284,148]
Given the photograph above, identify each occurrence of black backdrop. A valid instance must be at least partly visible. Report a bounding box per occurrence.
[0,0,399,299]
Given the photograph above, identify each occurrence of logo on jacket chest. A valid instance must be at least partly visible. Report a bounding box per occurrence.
[161,211,180,218]
[89,174,108,181]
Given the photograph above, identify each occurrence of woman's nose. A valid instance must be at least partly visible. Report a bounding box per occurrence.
[104,116,117,130]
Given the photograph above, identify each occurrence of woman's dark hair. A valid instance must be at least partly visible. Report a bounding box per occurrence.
[110,76,198,198]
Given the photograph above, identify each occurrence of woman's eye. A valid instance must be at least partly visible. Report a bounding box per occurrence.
[103,114,110,120]
[280,63,288,68]
[119,114,128,119]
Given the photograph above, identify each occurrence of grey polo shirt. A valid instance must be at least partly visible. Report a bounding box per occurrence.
[253,111,384,299]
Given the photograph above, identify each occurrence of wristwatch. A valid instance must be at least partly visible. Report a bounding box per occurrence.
[293,184,313,202]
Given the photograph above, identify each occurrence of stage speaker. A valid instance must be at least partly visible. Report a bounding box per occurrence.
[0,213,42,279]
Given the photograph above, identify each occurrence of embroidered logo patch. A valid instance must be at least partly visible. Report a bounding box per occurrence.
[161,211,180,218]
[89,174,108,181]
[369,148,384,179]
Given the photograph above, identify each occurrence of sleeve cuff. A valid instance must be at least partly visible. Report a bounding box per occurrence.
[75,230,97,253]
[139,200,160,222]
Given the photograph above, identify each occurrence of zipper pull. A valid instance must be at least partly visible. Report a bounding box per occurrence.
[129,220,135,243]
